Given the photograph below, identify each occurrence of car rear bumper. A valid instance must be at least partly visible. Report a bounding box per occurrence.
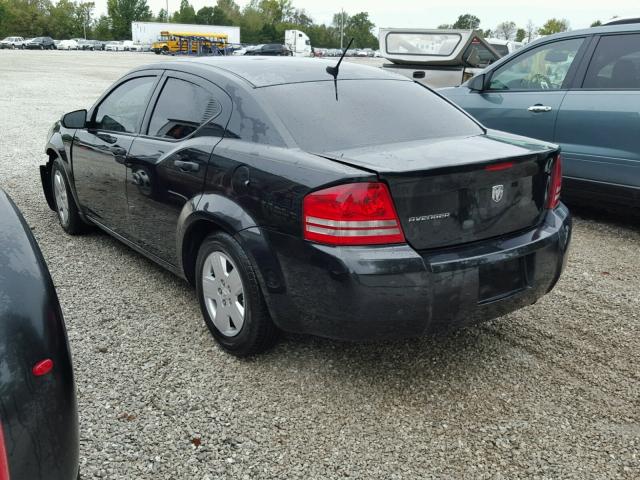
[245,204,572,341]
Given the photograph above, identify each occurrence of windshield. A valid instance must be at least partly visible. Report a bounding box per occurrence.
[385,32,462,56]
[261,80,481,153]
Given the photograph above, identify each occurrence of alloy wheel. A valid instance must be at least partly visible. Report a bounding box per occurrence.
[201,251,245,337]
[53,170,69,226]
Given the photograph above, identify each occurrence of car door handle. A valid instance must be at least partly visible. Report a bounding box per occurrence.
[174,160,200,172]
[528,105,553,113]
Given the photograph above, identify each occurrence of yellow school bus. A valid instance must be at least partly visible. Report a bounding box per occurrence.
[152,31,229,54]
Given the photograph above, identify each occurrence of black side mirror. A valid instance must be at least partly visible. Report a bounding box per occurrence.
[467,73,487,91]
[61,109,87,129]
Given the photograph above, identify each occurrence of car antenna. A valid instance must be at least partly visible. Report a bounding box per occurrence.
[326,37,354,101]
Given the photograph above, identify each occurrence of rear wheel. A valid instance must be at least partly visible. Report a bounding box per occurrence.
[51,160,88,235]
[196,232,278,356]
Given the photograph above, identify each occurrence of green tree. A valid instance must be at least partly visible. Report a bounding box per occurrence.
[107,0,151,38]
[437,24,452,29]
[591,20,602,27]
[482,29,493,38]
[515,28,526,42]
[196,6,215,24]
[155,8,168,22]
[453,14,480,30]
[93,14,113,39]
[173,0,197,24]
[538,18,569,36]
[344,12,376,48]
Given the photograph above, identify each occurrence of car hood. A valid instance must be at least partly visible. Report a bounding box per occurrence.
[322,130,557,174]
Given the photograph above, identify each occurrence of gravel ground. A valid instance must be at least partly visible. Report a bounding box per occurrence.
[1,50,639,479]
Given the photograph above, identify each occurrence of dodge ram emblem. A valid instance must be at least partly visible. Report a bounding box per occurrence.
[492,185,504,203]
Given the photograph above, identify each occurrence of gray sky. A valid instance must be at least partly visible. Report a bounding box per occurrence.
[93,0,638,32]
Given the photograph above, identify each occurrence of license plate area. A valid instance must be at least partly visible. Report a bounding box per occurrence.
[478,256,530,304]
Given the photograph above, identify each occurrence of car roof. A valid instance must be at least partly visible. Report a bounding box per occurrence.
[144,57,407,88]
[532,22,640,44]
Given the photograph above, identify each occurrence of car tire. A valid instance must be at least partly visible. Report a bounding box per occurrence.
[51,160,88,235]
[196,232,278,357]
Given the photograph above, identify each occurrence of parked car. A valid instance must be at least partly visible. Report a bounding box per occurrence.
[486,38,524,57]
[105,41,125,51]
[0,189,79,479]
[0,36,25,49]
[86,39,106,51]
[440,23,640,209]
[378,29,501,88]
[76,38,94,50]
[24,36,56,50]
[58,39,79,50]
[244,43,292,56]
[41,57,571,356]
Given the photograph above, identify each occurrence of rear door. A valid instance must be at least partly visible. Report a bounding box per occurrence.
[460,37,587,141]
[125,71,232,265]
[555,33,640,194]
[73,73,160,234]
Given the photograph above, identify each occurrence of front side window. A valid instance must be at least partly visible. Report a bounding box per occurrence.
[148,78,223,140]
[489,38,584,90]
[582,34,640,89]
[386,32,462,56]
[94,76,156,133]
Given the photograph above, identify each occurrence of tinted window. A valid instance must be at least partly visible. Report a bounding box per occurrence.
[583,34,640,89]
[489,38,584,90]
[95,76,156,133]
[261,80,482,152]
[148,78,223,140]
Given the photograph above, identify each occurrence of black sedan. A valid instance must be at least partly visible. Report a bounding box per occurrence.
[41,57,571,356]
[244,43,292,56]
[0,190,79,479]
[24,36,56,50]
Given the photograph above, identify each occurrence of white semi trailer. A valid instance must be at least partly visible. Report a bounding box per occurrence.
[131,21,241,45]
[284,29,312,57]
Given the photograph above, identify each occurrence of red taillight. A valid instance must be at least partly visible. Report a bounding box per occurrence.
[547,155,562,209]
[303,182,405,246]
[0,424,10,480]
[32,358,54,377]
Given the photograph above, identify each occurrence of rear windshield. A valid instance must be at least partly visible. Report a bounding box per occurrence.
[261,79,482,152]
[386,32,462,56]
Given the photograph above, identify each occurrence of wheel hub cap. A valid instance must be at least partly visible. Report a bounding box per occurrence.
[201,251,245,337]
[53,170,69,226]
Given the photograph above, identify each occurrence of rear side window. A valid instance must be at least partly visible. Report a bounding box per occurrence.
[261,80,482,153]
[94,76,156,133]
[582,34,640,89]
[148,78,223,140]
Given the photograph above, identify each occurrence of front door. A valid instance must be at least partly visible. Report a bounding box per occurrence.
[461,37,586,142]
[73,75,158,234]
[125,73,231,265]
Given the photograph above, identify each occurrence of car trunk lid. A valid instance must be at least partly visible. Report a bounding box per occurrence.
[322,133,557,250]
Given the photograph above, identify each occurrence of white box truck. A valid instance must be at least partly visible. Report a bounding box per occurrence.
[284,29,312,57]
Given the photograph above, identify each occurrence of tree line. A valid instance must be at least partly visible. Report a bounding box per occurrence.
[437,14,575,43]
[0,0,379,48]
[0,2,611,47]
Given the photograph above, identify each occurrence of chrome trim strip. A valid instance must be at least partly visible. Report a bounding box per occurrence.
[306,225,402,237]
[305,216,398,228]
